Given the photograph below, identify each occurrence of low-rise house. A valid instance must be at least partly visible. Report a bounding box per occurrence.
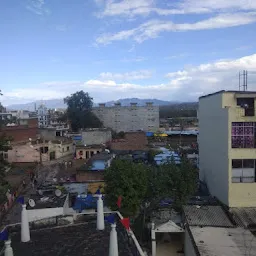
[81,128,112,146]
[110,131,148,151]
[75,145,103,160]
[0,117,38,143]
[7,139,73,163]
[76,152,114,193]
[39,125,69,140]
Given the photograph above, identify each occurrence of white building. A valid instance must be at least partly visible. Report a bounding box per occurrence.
[37,104,49,128]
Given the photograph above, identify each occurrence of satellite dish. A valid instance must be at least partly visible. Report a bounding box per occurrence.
[29,138,32,141]
[55,189,62,197]
[28,199,36,208]
[38,189,43,196]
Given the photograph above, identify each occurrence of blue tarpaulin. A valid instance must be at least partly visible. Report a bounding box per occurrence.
[73,195,105,212]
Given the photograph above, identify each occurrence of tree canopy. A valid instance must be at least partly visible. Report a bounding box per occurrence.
[0,92,12,203]
[104,157,198,216]
[64,91,103,132]
[104,159,149,216]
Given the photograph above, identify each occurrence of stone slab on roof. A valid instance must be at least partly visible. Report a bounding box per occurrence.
[10,221,133,256]
[190,226,256,256]
[183,205,234,227]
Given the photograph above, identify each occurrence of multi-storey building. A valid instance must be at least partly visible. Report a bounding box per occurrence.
[198,90,256,207]
[37,104,49,127]
[92,102,159,132]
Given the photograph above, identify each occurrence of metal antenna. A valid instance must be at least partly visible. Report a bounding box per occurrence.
[239,70,248,91]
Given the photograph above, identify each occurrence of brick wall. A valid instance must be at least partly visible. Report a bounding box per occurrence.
[76,171,104,182]
[0,118,38,143]
[110,132,148,151]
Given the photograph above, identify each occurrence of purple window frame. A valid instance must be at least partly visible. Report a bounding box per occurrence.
[232,122,254,148]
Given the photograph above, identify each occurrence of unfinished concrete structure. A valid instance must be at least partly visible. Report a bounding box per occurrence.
[92,102,159,132]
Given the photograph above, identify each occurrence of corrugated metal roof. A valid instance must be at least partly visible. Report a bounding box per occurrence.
[183,205,234,227]
[230,207,256,228]
[165,130,198,135]
[191,227,256,256]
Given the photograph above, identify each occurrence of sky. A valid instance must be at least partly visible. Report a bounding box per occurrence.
[1,0,256,106]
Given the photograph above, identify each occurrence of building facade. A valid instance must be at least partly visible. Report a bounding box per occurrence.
[198,90,256,207]
[81,128,112,145]
[92,102,159,132]
[0,118,38,143]
[37,104,49,127]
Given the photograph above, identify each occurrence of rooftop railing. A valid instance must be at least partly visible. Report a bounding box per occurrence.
[0,211,145,256]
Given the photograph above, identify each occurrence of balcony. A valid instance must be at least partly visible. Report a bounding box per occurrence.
[236,98,255,117]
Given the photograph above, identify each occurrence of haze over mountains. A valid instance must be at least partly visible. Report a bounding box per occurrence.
[6,98,187,111]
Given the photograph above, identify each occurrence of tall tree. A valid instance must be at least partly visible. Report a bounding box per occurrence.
[146,158,198,212]
[104,159,149,216]
[64,91,102,131]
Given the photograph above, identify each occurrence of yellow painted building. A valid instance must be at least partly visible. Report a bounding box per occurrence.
[198,90,256,207]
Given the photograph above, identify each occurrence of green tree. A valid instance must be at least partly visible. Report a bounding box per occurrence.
[64,91,102,131]
[104,159,149,216]
[0,92,13,203]
[145,158,198,212]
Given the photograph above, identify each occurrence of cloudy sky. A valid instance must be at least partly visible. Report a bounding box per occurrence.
[1,0,256,106]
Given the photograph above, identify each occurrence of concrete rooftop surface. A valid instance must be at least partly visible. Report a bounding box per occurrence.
[190,226,256,256]
[9,220,134,256]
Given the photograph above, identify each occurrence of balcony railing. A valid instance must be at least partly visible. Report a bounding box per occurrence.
[232,176,255,183]
[235,107,256,117]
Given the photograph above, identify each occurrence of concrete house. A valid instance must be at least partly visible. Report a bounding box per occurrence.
[198,90,256,207]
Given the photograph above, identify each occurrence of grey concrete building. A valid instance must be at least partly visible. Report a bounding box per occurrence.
[81,128,112,145]
[92,102,159,132]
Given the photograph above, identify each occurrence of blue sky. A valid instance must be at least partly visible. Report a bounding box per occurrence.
[1,0,256,106]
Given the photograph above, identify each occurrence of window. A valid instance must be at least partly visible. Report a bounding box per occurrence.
[232,122,254,148]
[232,159,255,183]
[67,146,70,151]
[237,98,255,116]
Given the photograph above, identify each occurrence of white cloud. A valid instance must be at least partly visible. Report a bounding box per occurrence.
[99,70,153,80]
[2,53,256,106]
[26,0,50,15]
[165,53,256,97]
[95,0,256,17]
[96,12,256,44]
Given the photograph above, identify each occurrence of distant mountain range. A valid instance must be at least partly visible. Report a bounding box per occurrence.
[6,98,194,111]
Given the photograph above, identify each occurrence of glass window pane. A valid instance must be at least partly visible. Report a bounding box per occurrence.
[232,159,243,168]
[232,136,244,148]
[244,136,254,148]
[243,159,254,168]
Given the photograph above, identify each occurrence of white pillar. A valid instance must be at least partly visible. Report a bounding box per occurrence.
[109,223,118,256]
[151,222,156,256]
[96,194,105,230]
[4,240,13,256]
[21,204,30,242]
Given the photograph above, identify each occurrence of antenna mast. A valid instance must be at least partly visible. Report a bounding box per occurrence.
[239,70,248,91]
